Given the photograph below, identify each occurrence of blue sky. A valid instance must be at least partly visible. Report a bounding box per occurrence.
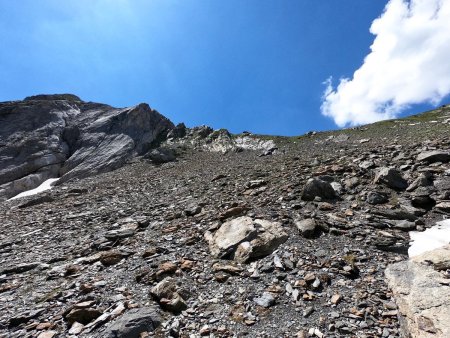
[1,0,449,135]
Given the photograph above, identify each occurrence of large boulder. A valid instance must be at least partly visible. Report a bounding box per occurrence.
[374,167,408,190]
[385,245,450,338]
[295,218,318,238]
[416,150,450,163]
[144,147,176,164]
[205,216,288,263]
[301,178,337,201]
[150,278,188,313]
[0,96,174,200]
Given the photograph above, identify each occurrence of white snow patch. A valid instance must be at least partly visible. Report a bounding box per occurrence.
[9,178,60,200]
[408,219,450,257]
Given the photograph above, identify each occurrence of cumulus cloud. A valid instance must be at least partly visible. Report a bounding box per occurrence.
[321,0,450,127]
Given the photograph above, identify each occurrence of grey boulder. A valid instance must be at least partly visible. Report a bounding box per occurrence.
[150,277,188,313]
[416,150,450,163]
[295,218,317,238]
[301,178,337,201]
[373,167,408,190]
[106,307,161,338]
[366,191,389,205]
[254,292,276,308]
[205,216,288,263]
[144,147,176,164]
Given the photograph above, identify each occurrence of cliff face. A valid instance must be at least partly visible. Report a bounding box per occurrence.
[0,95,174,200]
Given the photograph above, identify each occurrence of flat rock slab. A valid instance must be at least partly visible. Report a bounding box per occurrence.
[385,245,450,338]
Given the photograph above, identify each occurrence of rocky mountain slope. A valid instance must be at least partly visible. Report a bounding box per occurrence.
[0,96,449,338]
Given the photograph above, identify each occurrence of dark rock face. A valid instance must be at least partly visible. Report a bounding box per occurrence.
[0,96,174,199]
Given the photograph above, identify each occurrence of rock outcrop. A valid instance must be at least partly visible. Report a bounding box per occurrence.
[385,245,450,338]
[0,95,174,200]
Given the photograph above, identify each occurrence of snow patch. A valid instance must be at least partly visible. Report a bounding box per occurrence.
[408,219,450,257]
[9,178,59,200]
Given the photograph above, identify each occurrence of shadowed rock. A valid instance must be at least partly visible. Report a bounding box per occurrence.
[374,167,408,190]
[301,178,337,201]
[105,307,161,338]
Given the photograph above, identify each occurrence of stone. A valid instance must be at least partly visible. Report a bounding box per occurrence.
[8,309,45,327]
[1,262,40,275]
[303,306,314,317]
[180,259,195,270]
[206,216,256,258]
[68,322,84,335]
[344,177,360,189]
[100,251,127,266]
[392,220,416,230]
[434,178,450,192]
[385,245,450,338]
[105,307,161,338]
[359,160,375,170]
[406,172,433,192]
[104,228,135,241]
[330,182,343,195]
[301,178,336,201]
[206,216,288,263]
[219,206,249,220]
[65,308,102,325]
[212,263,243,275]
[144,147,176,164]
[184,204,202,216]
[36,322,53,330]
[150,278,188,313]
[374,167,408,190]
[295,218,317,238]
[413,246,450,271]
[371,208,418,221]
[366,191,388,205]
[254,292,275,308]
[331,294,342,305]
[435,201,450,212]
[37,331,57,338]
[417,150,450,163]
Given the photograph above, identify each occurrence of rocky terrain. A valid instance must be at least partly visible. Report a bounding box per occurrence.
[0,96,449,338]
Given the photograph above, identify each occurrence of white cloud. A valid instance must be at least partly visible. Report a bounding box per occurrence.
[321,0,450,127]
